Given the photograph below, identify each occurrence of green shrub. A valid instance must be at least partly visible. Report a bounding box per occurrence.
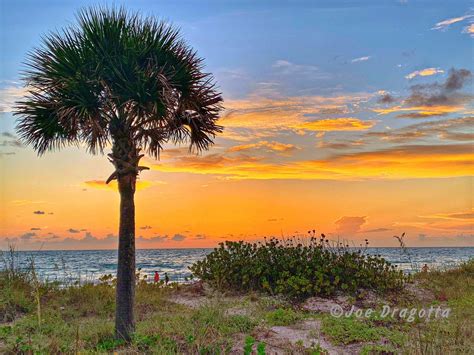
[190,236,406,299]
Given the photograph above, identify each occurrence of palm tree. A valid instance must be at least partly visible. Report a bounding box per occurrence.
[15,7,223,341]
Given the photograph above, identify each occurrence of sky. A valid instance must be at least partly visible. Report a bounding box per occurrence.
[0,0,473,250]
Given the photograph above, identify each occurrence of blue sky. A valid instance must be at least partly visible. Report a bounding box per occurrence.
[1,0,472,98]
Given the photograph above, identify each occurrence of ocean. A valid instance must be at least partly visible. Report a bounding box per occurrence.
[1,247,472,284]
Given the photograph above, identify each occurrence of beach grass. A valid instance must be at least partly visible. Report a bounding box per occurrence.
[0,251,472,353]
[401,261,474,354]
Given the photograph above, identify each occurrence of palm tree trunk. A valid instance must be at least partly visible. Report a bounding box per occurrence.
[115,173,136,341]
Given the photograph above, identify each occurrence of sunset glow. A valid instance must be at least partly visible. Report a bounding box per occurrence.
[0,1,472,249]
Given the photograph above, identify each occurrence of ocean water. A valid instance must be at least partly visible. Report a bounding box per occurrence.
[0,247,472,284]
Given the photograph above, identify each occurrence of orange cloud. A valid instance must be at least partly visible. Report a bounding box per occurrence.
[228,140,299,154]
[373,105,461,117]
[405,68,444,80]
[218,128,265,142]
[292,118,376,131]
[421,208,474,221]
[151,144,474,180]
[432,14,473,31]
[219,94,372,137]
[463,23,474,37]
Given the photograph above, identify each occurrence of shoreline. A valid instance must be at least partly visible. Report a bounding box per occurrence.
[3,245,474,252]
[2,246,472,286]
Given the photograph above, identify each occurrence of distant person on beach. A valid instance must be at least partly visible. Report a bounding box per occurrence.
[422,264,429,273]
[154,271,160,283]
[165,273,169,285]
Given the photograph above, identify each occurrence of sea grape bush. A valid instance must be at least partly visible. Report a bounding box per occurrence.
[190,233,406,299]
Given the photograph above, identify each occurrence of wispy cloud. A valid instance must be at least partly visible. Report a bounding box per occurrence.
[293,118,376,132]
[432,14,473,31]
[0,85,28,113]
[374,105,461,118]
[269,60,332,93]
[272,60,320,75]
[351,56,371,63]
[1,132,16,138]
[363,227,392,233]
[0,132,23,148]
[405,68,444,80]
[421,208,474,221]
[367,116,474,143]
[316,140,364,150]
[462,23,474,37]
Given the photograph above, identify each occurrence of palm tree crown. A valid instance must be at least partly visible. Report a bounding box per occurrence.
[15,7,223,159]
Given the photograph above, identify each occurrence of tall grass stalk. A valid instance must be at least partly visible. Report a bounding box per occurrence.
[0,245,20,280]
[28,256,42,327]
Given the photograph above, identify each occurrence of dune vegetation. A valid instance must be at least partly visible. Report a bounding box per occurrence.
[190,236,406,299]
[0,243,472,354]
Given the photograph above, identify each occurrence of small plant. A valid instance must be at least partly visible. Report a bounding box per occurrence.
[242,336,265,355]
[265,308,303,326]
[96,337,125,351]
[133,334,159,350]
[229,314,256,332]
[309,342,327,355]
[243,335,255,355]
[256,341,266,355]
